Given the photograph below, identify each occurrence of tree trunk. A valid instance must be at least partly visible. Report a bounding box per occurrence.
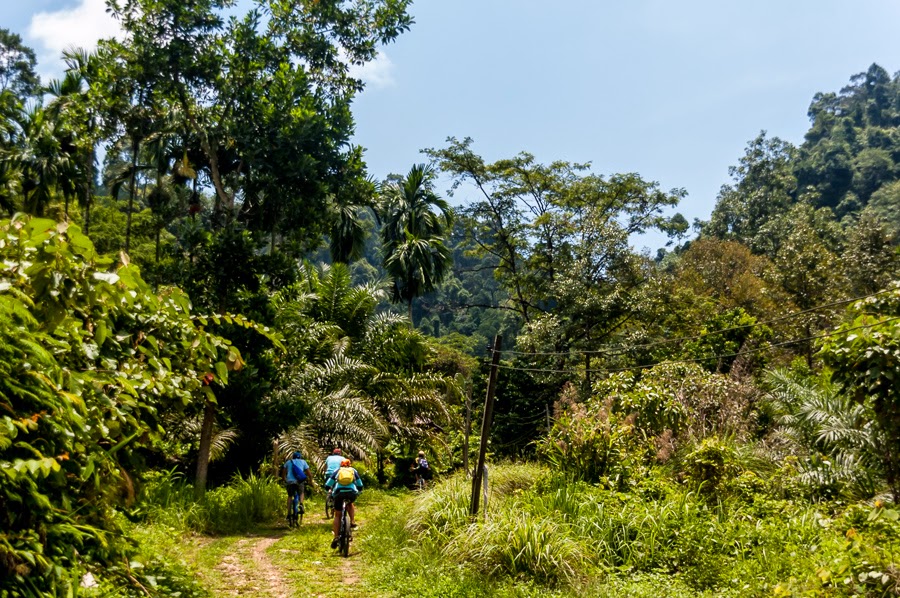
[195,398,216,499]
[175,87,233,227]
[125,137,139,254]
[463,385,472,476]
[583,352,591,399]
[376,449,385,485]
[408,298,414,327]
[83,147,93,235]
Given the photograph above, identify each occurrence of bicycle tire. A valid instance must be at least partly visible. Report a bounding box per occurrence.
[325,493,334,520]
[339,511,351,557]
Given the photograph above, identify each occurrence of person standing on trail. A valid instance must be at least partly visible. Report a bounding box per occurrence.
[281,451,311,525]
[325,458,363,549]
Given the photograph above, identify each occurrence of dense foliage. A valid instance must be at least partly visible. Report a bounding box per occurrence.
[0,217,250,594]
[0,4,899,594]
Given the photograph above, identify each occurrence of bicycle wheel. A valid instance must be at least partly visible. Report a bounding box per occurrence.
[339,511,351,557]
[325,492,334,520]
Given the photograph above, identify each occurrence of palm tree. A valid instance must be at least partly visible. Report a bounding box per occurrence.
[379,163,454,325]
[0,91,22,215]
[330,202,369,264]
[9,105,76,217]
[764,369,883,499]
[51,48,103,232]
[271,261,455,471]
[329,173,378,264]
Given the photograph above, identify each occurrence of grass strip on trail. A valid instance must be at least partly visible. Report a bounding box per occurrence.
[167,490,392,597]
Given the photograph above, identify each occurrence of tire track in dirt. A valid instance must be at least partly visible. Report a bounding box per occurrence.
[251,536,289,598]
[215,533,290,597]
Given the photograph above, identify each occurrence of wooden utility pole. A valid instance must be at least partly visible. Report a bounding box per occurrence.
[463,383,473,476]
[470,335,502,516]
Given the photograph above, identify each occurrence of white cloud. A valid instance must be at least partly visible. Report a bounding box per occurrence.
[26,1,395,89]
[28,0,121,79]
[349,51,396,89]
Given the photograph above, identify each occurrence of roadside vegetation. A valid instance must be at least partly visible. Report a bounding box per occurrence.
[369,464,899,597]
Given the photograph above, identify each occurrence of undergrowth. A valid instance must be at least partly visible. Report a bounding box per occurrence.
[368,462,900,597]
[136,469,284,534]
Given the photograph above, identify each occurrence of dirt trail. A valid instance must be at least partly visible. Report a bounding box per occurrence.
[214,532,290,597]
[340,551,361,585]
[206,494,389,597]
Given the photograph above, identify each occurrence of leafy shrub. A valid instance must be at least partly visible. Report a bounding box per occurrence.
[601,362,757,441]
[0,217,249,595]
[536,385,646,486]
[81,557,208,597]
[681,436,742,494]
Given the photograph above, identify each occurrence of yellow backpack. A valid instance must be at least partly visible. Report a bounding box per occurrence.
[336,466,355,486]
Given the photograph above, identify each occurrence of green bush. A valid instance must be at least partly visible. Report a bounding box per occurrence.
[681,436,742,495]
[536,392,646,486]
[0,216,252,595]
[201,472,283,534]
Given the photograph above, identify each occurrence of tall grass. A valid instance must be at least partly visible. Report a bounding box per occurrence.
[381,463,900,596]
[138,469,284,534]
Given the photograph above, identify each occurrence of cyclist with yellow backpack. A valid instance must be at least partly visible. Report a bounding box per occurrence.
[325,458,363,549]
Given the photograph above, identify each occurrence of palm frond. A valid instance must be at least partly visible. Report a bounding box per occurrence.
[763,368,884,498]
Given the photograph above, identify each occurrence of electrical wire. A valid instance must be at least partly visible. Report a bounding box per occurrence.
[492,315,900,375]
[494,289,894,357]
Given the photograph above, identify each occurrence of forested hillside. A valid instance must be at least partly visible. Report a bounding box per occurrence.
[0,1,898,596]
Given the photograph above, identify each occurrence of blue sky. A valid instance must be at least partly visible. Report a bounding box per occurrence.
[5,0,900,249]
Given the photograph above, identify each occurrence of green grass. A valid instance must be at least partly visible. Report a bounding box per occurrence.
[138,469,284,534]
[125,464,900,597]
[366,463,900,597]
[136,488,396,597]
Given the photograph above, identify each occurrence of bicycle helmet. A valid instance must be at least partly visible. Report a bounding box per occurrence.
[332,448,342,455]
[340,459,352,467]
[293,451,302,459]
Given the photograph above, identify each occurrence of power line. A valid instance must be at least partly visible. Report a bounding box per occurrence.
[494,411,549,426]
[495,289,894,358]
[494,315,900,375]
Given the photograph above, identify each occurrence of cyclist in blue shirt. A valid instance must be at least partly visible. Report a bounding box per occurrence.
[410,450,431,489]
[323,448,344,482]
[281,451,311,526]
[325,458,363,548]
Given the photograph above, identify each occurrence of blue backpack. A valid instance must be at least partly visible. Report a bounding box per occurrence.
[289,459,307,482]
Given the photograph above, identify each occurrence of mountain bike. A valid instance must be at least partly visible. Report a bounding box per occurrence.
[337,498,353,557]
[286,483,304,528]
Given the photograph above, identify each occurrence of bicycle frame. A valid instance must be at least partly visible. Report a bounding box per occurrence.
[338,502,352,556]
[286,484,304,528]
